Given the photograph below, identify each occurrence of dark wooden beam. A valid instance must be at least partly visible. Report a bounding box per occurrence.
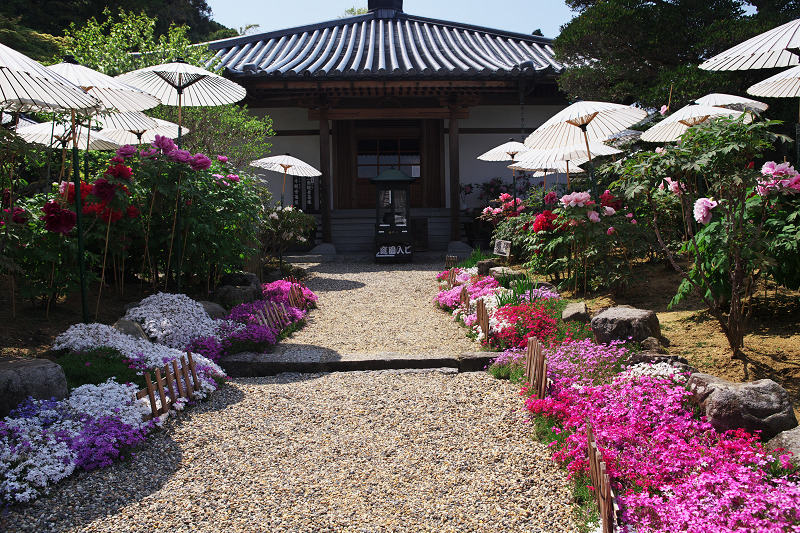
[449,108,461,242]
[308,108,469,120]
[319,107,332,243]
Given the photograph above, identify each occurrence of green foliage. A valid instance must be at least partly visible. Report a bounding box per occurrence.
[456,247,492,269]
[58,346,146,390]
[150,105,274,170]
[612,116,793,359]
[554,0,800,110]
[0,15,63,62]
[61,8,213,76]
[1,0,231,43]
[260,206,317,261]
[340,7,369,17]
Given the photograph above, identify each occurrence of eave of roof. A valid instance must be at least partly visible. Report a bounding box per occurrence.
[206,10,562,81]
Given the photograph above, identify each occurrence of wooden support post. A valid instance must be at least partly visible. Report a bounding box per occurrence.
[180,356,194,398]
[172,359,185,398]
[165,363,177,403]
[154,368,168,416]
[144,373,158,420]
[319,107,332,243]
[188,353,201,392]
[449,108,461,241]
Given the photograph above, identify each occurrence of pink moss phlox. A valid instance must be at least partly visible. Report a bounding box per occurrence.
[261,280,318,307]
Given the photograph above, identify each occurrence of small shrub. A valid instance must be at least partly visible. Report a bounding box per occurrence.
[58,347,146,390]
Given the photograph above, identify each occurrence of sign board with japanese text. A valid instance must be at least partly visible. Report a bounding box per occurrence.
[494,239,511,258]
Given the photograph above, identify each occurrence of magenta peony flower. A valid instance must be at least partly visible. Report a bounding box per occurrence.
[139,148,159,158]
[693,197,718,224]
[543,191,558,205]
[152,135,177,153]
[190,153,212,171]
[41,201,76,234]
[227,173,240,183]
[607,226,615,235]
[217,155,229,163]
[116,144,137,158]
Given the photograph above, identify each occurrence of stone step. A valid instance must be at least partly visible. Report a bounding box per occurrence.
[218,351,494,378]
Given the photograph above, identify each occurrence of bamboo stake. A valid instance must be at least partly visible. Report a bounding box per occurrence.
[95,215,113,321]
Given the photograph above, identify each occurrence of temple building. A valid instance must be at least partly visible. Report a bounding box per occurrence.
[207,0,566,253]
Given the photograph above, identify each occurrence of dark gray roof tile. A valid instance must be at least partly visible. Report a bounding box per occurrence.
[208,11,561,79]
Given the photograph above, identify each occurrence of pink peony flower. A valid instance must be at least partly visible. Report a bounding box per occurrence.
[587,211,600,223]
[626,213,634,218]
[693,197,718,224]
[659,104,668,115]
[630,219,637,224]
[603,206,616,216]
[662,177,683,195]
[655,146,665,154]
[607,226,615,235]
[560,191,592,207]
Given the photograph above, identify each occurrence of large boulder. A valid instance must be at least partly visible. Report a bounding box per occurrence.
[210,285,258,308]
[476,259,499,276]
[767,427,800,466]
[112,318,149,341]
[688,373,798,441]
[489,266,526,282]
[219,272,260,288]
[0,357,69,417]
[199,301,227,319]
[211,271,264,307]
[591,306,661,344]
[562,302,589,324]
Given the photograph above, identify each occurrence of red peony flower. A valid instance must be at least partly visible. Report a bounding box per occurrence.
[104,164,132,180]
[599,189,622,210]
[532,210,557,233]
[126,205,140,218]
[41,200,76,235]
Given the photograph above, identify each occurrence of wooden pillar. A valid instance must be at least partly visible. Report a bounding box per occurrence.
[448,108,461,241]
[319,108,332,243]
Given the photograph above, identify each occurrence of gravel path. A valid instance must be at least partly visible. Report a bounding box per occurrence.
[2,371,576,533]
[2,262,577,532]
[273,262,477,357]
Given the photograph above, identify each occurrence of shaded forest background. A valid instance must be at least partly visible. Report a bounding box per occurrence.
[0,0,236,62]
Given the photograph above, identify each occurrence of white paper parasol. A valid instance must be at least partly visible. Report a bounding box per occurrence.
[700,18,800,71]
[694,93,769,113]
[640,104,748,143]
[0,43,101,114]
[15,121,120,151]
[100,115,186,145]
[251,153,321,207]
[47,56,160,113]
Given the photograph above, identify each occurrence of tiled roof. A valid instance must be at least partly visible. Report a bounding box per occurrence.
[207,11,562,80]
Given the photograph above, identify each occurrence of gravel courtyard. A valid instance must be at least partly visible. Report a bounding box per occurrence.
[1,262,577,533]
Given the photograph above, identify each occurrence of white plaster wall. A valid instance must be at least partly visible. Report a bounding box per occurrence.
[248,108,327,208]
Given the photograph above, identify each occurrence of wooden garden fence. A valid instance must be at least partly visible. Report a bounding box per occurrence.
[476,298,489,339]
[586,420,621,533]
[459,285,469,310]
[524,337,550,400]
[135,353,202,421]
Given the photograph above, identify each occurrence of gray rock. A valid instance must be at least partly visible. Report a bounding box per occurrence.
[767,427,800,465]
[211,285,258,308]
[0,357,68,417]
[219,272,261,288]
[112,318,150,341]
[199,300,228,319]
[490,266,526,282]
[562,302,589,323]
[688,373,798,441]
[476,260,499,276]
[591,306,661,344]
[640,336,667,354]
